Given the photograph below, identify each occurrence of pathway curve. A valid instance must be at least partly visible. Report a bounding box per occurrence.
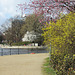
[0,53,49,75]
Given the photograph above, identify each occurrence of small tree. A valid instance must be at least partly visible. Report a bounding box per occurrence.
[4,18,25,44]
[11,19,25,42]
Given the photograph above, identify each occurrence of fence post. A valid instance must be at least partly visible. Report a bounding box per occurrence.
[18,48,19,54]
[10,48,11,55]
[37,48,38,53]
[28,48,29,54]
[1,48,3,56]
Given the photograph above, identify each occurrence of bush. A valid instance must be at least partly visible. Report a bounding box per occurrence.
[11,41,31,46]
[50,52,73,75]
[42,12,75,75]
[42,12,75,55]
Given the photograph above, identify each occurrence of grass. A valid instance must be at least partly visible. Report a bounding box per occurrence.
[42,57,56,75]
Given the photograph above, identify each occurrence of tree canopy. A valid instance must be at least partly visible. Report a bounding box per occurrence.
[0,32,4,43]
[3,14,44,44]
[21,14,43,35]
[5,19,25,44]
[18,0,75,22]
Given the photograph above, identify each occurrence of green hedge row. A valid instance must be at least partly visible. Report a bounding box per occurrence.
[11,41,31,46]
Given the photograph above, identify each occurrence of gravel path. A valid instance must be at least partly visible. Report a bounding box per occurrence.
[0,53,49,75]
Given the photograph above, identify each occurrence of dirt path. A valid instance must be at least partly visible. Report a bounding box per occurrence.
[0,53,49,75]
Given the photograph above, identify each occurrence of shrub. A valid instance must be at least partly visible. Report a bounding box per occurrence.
[42,12,75,55]
[11,41,31,46]
[50,52,73,75]
[42,12,75,75]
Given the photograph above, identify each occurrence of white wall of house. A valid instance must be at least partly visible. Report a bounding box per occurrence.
[22,31,37,42]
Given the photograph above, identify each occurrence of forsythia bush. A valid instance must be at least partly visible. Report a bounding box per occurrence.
[42,12,75,75]
[51,52,73,75]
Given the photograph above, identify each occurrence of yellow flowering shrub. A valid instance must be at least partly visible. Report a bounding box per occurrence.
[42,12,75,75]
[42,12,75,55]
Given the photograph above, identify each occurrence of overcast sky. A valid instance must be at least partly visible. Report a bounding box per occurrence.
[0,0,30,26]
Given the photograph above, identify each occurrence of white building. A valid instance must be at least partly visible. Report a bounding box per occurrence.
[22,31,40,42]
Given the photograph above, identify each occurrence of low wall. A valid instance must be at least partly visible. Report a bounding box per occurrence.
[0,45,47,49]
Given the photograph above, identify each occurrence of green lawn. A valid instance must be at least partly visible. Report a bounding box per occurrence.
[42,57,56,75]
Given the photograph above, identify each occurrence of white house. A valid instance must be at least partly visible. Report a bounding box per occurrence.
[22,31,40,42]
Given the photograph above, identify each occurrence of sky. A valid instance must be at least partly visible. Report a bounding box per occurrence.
[0,0,30,26]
